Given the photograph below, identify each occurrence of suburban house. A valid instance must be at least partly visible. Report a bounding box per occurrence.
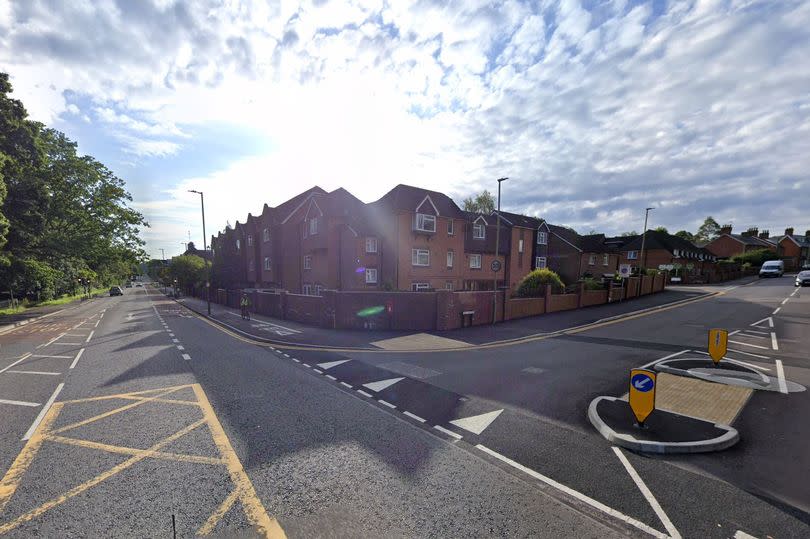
[491,210,543,290]
[534,221,619,285]
[618,230,717,279]
[777,228,810,269]
[704,225,776,259]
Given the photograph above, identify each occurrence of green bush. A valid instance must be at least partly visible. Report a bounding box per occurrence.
[515,268,565,297]
[643,268,659,277]
[732,249,778,267]
[582,277,604,290]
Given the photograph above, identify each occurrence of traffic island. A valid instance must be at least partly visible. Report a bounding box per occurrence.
[588,396,739,454]
[654,357,806,393]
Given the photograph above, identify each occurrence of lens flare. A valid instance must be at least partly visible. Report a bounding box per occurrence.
[357,305,385,317]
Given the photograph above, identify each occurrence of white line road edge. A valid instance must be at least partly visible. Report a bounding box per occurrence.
[775,360,788,394]
[728,340,769,350]
[0,398,41,407]
[0,353,32,374]
[182,353,191,361]
[22,383,64,441]
[69,348,85,369]
[770,332,779,351]
[6,370,60,376]
[612,446,682,539]
[85,330,94,343]
[772,307,781,315]
[476,444,669,539]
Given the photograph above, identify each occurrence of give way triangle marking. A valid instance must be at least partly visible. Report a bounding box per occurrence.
[363,377,404,392]
[317,360,350,370]
[750,317,773,328]
[449,409,503,435]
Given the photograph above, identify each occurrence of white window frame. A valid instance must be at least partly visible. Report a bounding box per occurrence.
[303,255,312,270]
[473,223,485,239]
[264,257,271,270]
[536,256,547,269]
[627,251,638,260]
[247,234,253,246]
[603,254,609,266]
[365,237,378,253]
[302,284,312,295]
[447,250,454,268]
[588,254,596,265]
[411,282,430,291]
[235,239,240,250]
[412,248,430,267]
[445,281,454,290]
[470,254,482,269]
[263,228,270,242]
[447,219,454,235]
[365,268,378,284]
[314,284,323,296]
[309,217,319,236]
[537,231,548,245]
[415,213,436,232]
[518,239,524,253]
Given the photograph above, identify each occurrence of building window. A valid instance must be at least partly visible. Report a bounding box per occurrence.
[627,251,638,260]
[412,248,430,266]
[303,284,312,295]
[447,219,454,235]
[470,254,482,269]
[365,237,378,253]
[235,239,240,250]
[263,228,270,242]
[264,257,271,270]
[247,234,253,246]
[603,254,609,266]
[537,231,548,245]
[473,223,485,239]
[536,256,547,269]
[588,254,596,265]
[415,213,436,232]
[303,255,312,269]
[447,250,454,268]
[445,281,454,290]
[365,268,378,284]
[411,282,430,291]
[314,284,323,296]
[303,223,308,238]
[518,239,524,253]
[309,217,319,235]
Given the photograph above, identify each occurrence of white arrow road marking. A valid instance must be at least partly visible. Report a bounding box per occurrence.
[363,377,404,392]
[612,446,682,539]
[450,409,503,435]
[317,359,350,370]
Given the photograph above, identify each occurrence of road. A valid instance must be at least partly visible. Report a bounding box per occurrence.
[0,278,807,537]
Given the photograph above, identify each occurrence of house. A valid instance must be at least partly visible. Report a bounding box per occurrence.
[777,228,810,270]
[181,242,212,261]
[534,221,620,285]
[618,230,717,279]
[490,210,543,289]
[704,225,776,259]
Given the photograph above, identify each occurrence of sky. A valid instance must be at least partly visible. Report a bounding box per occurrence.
[2,0,809,259]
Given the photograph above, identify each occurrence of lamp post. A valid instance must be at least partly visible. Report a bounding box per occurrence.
[639,207,655,272]
[159,248,165,261]
[188,189,212,315]
[492,177,508,324]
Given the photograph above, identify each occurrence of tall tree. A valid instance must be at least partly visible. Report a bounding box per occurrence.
[674,230,695,242]
[462,190,495,214]
[168,255,206,288]
[654,226,669,234]
[695,216,721,243]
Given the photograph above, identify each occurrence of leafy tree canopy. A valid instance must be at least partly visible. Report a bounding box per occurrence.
[695,216,721,243]
[462,190,495,214]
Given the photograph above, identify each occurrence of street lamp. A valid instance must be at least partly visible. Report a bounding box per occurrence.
[159,248,165,262]
[639,207,655,272]
[492,177,508,324]
[188,189,212,315]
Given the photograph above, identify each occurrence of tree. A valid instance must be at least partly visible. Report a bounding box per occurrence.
[619,230,638,237]
[514,268,565,297]
[168,255,206,289]
[462,190,495,214]
[654,226,669,234]
[695,216,721,243]
[674,230,695,242]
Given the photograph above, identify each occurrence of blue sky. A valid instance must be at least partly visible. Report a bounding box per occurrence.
[2,0,809,259]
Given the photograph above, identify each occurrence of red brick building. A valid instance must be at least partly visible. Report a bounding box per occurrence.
[617,230,717,279]
[704,225,776,259]
[777,228,810,270]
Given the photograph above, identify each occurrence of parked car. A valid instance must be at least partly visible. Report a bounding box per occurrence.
[759,260,784,278]
[109,286,123,296]
[125,282,133,288]
[796,270,810,287]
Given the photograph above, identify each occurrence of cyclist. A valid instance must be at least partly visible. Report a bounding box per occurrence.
[240,293,251,320]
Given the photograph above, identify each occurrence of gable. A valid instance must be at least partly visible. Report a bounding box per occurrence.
[415,194,440,216]
[302,197,324,221]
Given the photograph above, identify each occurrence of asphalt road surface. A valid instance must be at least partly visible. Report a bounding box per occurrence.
[0,278,807,538]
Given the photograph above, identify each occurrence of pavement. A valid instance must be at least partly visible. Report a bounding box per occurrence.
[0,277,807,537]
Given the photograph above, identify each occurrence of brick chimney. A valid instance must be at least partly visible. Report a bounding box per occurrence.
[785,227,794,236]
[720,224,732,235]
[741,227,758,237]
[758,230,769,239]
[805,230,810,239]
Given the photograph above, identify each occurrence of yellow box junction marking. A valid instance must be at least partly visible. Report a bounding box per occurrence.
[0,384,286,538]
[708,328,728,364]
[628,369,657,425]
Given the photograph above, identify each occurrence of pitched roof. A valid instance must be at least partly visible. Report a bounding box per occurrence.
[491,210,542,229]
[726,233,774,247]
[275,186,328,223]
[782,234,810,247]
[374,184,465,218]
[619,230,704,254]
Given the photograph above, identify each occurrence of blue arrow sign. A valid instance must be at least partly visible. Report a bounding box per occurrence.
[631,373,655,392]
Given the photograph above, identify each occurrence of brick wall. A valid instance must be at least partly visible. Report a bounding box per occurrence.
[580,289,608,306]
[505,297,546,320]
[285,293,326,326]
[547,293,578,312]
[333,291,436,331]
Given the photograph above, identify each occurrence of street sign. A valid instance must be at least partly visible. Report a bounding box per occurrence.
[708,329,728,364]
[619,264,632,277]
[628,369,656,425]
[491,259,502,272]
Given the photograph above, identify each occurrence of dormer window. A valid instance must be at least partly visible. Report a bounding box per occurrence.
[473,223,485,239]
[309,217,319,235]
[415,213,436,232]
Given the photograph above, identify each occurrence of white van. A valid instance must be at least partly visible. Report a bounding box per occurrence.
[759,260,784,278]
